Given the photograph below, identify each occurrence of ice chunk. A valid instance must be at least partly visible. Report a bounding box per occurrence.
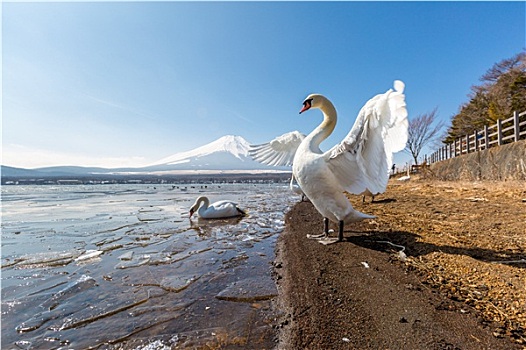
[75,250,103,262]
[215,277,277,302]
[160,274,201,293]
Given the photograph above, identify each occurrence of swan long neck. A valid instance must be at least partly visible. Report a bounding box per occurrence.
[307,99,337,152]
[196,196,209,212]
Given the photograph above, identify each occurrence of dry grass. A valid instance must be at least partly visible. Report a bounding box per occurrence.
[349,178,526,343]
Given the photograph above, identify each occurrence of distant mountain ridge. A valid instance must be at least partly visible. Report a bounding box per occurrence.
[1,135,290,177]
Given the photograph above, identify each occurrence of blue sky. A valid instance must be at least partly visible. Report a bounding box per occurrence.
[3,1,525,169]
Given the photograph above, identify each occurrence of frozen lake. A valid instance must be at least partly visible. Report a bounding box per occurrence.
[1,183,296,349]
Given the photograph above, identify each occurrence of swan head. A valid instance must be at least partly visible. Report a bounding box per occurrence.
[189,204,197,217]
[299,94,330,114]
[189,196,207,217]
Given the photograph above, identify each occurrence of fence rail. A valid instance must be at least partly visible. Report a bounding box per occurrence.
[426,110,526,164]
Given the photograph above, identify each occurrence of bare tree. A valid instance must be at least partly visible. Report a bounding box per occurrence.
[406,108,444,165]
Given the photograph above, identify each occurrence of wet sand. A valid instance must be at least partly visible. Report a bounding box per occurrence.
[274,180,525,349]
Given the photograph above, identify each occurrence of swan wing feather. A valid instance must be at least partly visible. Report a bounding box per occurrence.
[249,131,306,167]
[325,80,408,195]
[202,200,241,219]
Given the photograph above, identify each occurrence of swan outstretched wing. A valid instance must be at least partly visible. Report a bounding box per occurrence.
[325,80,408,195]
[249,131,306,166]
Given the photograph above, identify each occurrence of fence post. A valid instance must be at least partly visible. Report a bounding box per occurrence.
[454,139,457,157]
[497,119,503,145]
[474,130,479,151]
[466,134,470,153]
[514,111,520,142]
[484,125,489,150]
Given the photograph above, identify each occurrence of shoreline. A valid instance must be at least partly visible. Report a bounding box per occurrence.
[273,181,525,349]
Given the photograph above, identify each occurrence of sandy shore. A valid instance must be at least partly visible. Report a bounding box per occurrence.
[273,180,525,349]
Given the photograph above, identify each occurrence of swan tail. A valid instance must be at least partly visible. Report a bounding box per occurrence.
[344,209,376,223]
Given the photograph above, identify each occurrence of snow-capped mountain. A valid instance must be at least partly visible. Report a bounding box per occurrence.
[143,135,289,173]
[151,135,250,166]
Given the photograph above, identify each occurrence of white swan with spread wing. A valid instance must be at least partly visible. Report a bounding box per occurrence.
[189,196,246,219]
[249,81,408,244]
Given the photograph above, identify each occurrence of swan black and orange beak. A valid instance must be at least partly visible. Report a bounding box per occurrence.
[299,98,312,114]
[189,209,195,217]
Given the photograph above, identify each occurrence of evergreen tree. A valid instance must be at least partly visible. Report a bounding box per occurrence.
[445,52,526,143]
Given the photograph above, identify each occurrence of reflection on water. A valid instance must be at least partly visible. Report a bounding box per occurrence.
[1,183,295,349]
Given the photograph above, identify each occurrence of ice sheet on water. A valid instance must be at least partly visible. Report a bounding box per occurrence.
[134,340,171,350]
[215,277,278,302]
[2,183,297,349]
[160,274,202,293]
[40,275,96,310]
[16,275,97,333]
[74,250,103,262]
[54,288,151,331]
[115,255,151,269]
[15,249,84,267]
[118,251,134,261]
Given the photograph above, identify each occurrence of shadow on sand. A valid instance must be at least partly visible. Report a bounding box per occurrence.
[344,230,526,268]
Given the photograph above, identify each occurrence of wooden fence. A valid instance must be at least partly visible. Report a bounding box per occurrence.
[426,110,526,164]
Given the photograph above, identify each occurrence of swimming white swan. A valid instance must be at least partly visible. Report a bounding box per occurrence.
[249,81,408,244]
[189,196,246,219]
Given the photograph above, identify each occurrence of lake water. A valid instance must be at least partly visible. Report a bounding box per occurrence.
[1,183,296,349]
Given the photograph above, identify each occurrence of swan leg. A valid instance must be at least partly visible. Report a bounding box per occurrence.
[317,218,343,245]
[338,220,344,241]
[307,217,329,239]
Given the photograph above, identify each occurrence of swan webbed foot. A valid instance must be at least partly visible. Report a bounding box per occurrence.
[307,233,327,239]
[307,232,338,244]
[317,237,340,245]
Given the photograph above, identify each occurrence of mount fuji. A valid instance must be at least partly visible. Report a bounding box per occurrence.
[1,135,291,177]
[142,135,289,173]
